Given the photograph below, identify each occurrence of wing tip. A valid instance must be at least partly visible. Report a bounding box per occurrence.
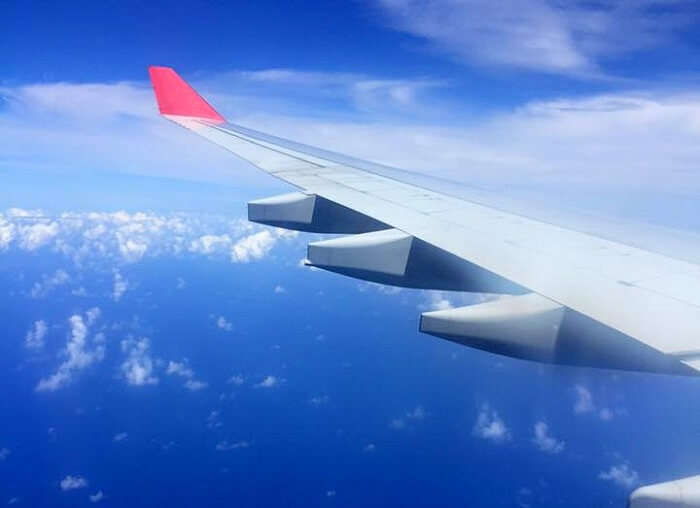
[148,65,225,124]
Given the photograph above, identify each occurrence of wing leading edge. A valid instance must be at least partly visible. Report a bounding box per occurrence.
[148,66,700,376]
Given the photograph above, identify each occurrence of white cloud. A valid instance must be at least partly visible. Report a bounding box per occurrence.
[573,384,595,414]
[0,218,15,250]
[19,221,59,251]
[363,443,376,453]
[216,316,233,332]
[255,375,281,388]
[227,374,245,385]
[419,291,453,311]
[25,320,48,350]
[36,310,105,392]
[216,440,250,451]
[309,395,329,406]
[531,421,565,454]
[473,404,511,443]
[573,385,617,421]
[184,379,208,392]
[274,285,286,294]
[120,337,158,386]
[176,277,186,289]
[30,269,70,298]
[376,0,692,77]
[113,432,128,442]
[207,410,223,430]
[599,408,614,421]
[189,234,231,255]
[406,405,426,420]
[326,490,336,498]
[112,270,128,302]
[89,490,104,503]
[230,230,276,263]
[60,475,88,491]
[599,463,640,489]
[167,360,207,391]
[166,361,194,379]
[389,418,406,430]
[0,448,10,460]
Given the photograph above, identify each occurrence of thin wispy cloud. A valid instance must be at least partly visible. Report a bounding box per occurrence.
[215,440,250,451]
[376,0,693,77]
[25,319,48,350]
[30,269,70,298]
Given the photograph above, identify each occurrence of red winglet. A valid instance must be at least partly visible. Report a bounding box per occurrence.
[148,66,225,124]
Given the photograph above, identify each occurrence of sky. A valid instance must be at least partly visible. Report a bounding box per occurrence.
[3,0,700,506]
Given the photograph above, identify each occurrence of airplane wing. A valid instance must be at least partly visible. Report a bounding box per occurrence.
[148,65,700,376]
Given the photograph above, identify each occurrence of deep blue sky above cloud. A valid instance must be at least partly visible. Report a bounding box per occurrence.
[3,1,700,506]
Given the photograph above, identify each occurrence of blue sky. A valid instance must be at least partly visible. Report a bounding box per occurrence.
[3,1,700,506]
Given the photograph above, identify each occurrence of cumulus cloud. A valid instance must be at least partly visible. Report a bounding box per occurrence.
[25,320,48,349]
[573,384,615,421]
[189,234,232,255]
[184,379,208,391]
[60,475,88,491]
[389,418,407,430]
[112,270,129,302]
[216,316,233,332]
[0,209,292,267]
[599,463,640,489]
[166,360,207,391]
[309,395,329,406]
[89,490,104,503]
[113,432,128,442]
[418,290,453,311]
[30,269,70,298]
[215,440,250,451]
[167,360,194,378]
[531,421,565,454]
[207,410,223,430]
[227,374,245,385]
[231,230,289,263]
[36,309,105,392]
[255,376,282,388]
[599,408,614,421]
[120,337,158,386]
[406,405,426,420]
[473,404,511,443]
[19,221,60,251]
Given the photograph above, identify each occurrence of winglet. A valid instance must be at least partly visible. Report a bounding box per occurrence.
[148,66,225,124]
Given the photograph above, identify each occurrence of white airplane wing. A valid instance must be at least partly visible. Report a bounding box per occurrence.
[149,66,700,376]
